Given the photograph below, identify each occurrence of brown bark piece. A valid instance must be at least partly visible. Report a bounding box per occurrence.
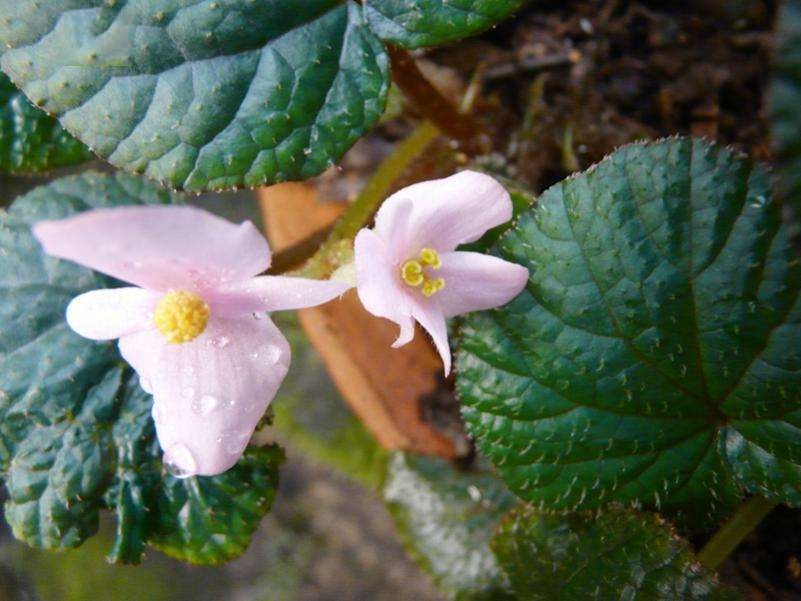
[258,183,457,458]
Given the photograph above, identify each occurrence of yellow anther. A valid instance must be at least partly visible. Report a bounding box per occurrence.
[419,247,441,269]
[153,289,210,344]
[421,278,445,297]
[401,260,424,287]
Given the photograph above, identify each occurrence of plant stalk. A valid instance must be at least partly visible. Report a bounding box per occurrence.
[697,496,777,570]
[296,120,440,278]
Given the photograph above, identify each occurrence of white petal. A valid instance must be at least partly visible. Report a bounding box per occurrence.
[66,288,158,340]
[410,299,451,375]
[119,315,290,476]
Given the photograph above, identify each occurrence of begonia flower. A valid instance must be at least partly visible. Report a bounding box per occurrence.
[33,206,348,477]
[353,170,529,374]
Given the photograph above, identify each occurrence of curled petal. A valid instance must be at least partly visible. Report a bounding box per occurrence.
[354,227,415,346]
[210,275,350,317]
[411,299,451,375]
[374,171,512,252]
[435,252,529,318]
[119,315,290,476]
[33,206,270,292]
[66,287,158,340]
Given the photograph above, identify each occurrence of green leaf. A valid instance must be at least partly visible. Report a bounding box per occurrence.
[768,0,801,214]
[382,452,517,600]
[364,0,527,49]
[0,1,389,192]
[0,171,283,564]
[0,72,91,173]
[491,506,738,600]
[149,445,283,564]
[456,138,801,523]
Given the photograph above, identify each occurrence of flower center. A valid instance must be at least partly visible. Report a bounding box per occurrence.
[401,247,445,298]
[153,289,210,344]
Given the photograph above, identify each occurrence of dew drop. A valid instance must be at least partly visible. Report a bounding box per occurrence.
[182,386,195,400]
[192,394,219,416]
[264,344,282,365]
[217,431,249,455]
[163,443,197,479]
[182,365,195,376]
[208,335,230,348]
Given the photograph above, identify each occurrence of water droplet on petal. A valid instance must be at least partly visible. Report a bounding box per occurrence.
[182,387,195,399]
[217,431,249,455]
[164,443,197,478]
[253,312,265,320]
[139,376,153,394]
[192,394,219,416]
[208,335,230,348]
[264,344,282,365]
[182,365,195,376]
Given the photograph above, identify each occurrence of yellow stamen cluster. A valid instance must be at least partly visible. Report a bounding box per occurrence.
[153,289,210,344]
[401,247,445,297]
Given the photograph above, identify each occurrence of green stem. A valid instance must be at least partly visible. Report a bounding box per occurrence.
[697,496,777,570]
[296,120,440,278]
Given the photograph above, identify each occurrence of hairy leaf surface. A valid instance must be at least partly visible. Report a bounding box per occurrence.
[364,0,527,48]
[457,138,801,521]
[492,506,737,600]
[0,1,388,191]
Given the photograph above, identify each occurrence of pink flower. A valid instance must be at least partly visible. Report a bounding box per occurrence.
[33,206,349,477]
[354,171,529,374]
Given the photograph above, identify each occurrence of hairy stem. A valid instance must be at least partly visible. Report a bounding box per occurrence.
[697,496,777,570]
[388,45,484,144]
[296,120,439,278]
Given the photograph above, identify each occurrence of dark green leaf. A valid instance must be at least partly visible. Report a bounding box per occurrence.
[382,452,517,600]
[0,1,389,191]
[149,445,283,564]
[457,138,801,523]
[364,0,527,49]
[492,506,738,600]
[0,172,283,564]
[0,72,91,173]
[768,0,801,214]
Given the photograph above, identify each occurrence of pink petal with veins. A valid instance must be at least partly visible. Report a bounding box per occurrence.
[210,275,350,316]
[373,170,512,252]
[354,227,416,346]
[119,315,290,477]
[435,252,528,318]
[33,206,269,292]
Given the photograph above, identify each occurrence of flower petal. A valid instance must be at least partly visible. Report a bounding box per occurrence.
[374,171,512,252]
[435,251,529,318]
[209,275,350,316]
[66,287,158,340]
[410,299,451,375]
[119,315,290,476]
[354,227,416,346]
[33,206,270,292]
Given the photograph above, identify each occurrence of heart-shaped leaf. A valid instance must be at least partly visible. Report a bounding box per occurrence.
[457,138,801,523]
[364,0,528,49]
[0,1,389,191]
[768,0,801,215]
[492,506,738,600]
[382,452,517,600]
[0,171,283,564]
[0,72,91,173]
